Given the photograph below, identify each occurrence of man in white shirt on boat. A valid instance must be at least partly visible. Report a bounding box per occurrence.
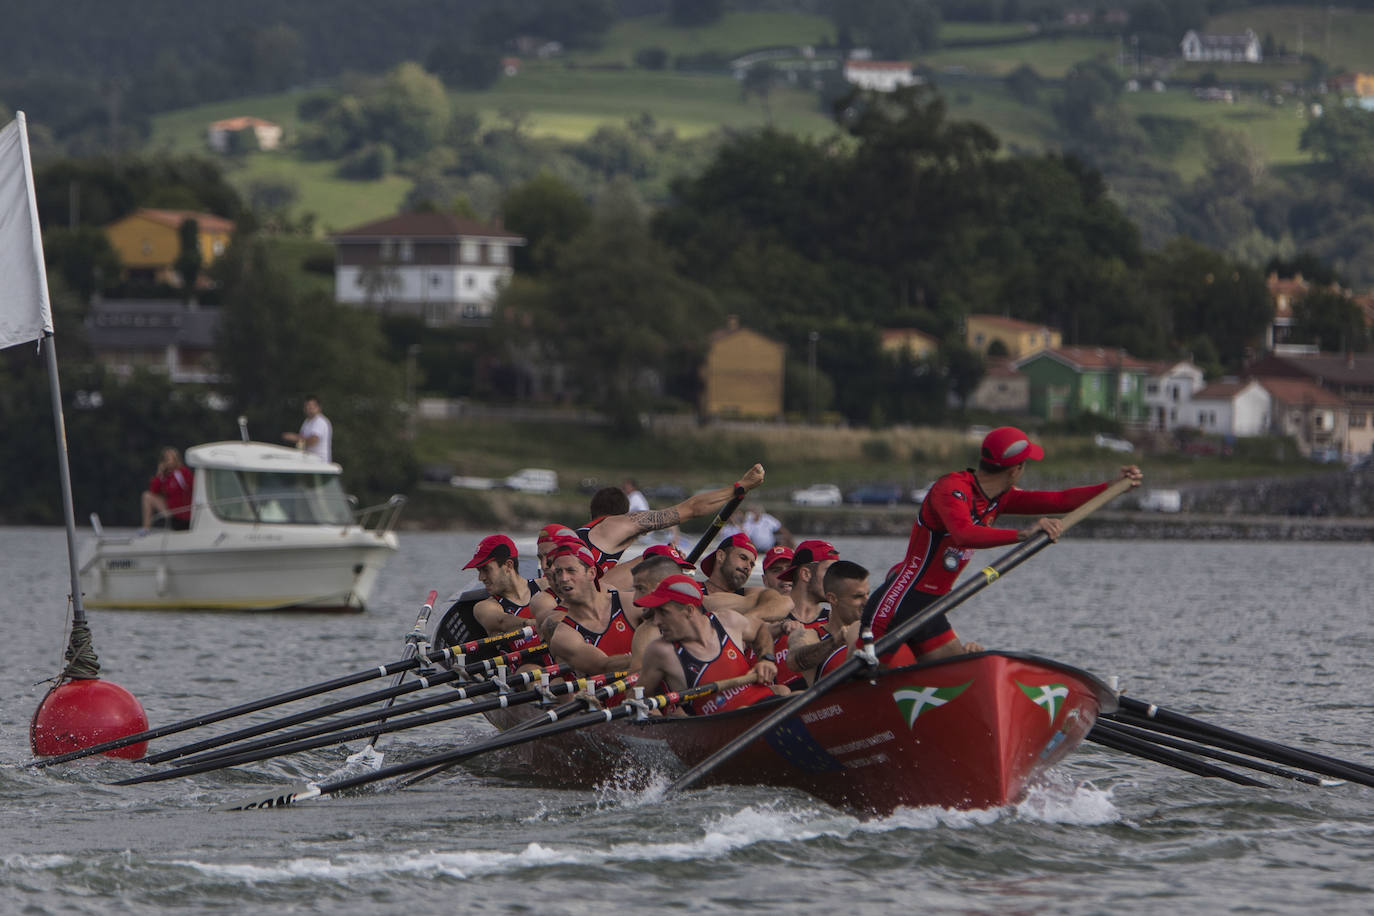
[282,396,332,462]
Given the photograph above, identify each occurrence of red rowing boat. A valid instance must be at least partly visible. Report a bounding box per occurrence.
[483,651,1116,813]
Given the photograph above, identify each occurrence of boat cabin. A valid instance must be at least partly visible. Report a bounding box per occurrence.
[185,442,353,527]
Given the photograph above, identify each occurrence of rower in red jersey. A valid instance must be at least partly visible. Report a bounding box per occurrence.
[786,561,933,686]
[760,545,794,595]
[860,426,1141,663]
[462,534,551,669]
[634,575,778,716]
[541,537,644,676]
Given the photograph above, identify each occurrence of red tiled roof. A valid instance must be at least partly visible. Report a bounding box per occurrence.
[1248,351,1374,387]
[1192,380,1257,401]
[210,116,278,130]
[331,212,525,241]
[132,209,235,232]
[1255,376,1346,407]
[1021,346,1154,371]
[968,313,1058,334]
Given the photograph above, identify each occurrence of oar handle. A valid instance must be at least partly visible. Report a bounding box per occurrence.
[685,491,748,564]
[406,590,440,644]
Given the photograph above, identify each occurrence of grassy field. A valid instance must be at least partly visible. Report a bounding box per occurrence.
[563,10,835,65]
[917,35,1118,78]
[1209,5,1374,70]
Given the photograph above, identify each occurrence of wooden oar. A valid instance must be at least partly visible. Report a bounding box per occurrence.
[1086,724,1268,786]
[684,486,748,564]
[29,625,538,767]
[217,672,756,811]
[1107,697,1374,788]
[345,589,440,769]
[664,477,1134,797]
[1091,721,1336,786]
[140,645,545,765]
[163,659,562,771]
[116,667,583,786]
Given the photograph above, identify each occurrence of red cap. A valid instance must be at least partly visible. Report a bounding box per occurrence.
[544,536,600,570]
[700,532,757,577]
[463,534,517,570]
[538,523,579,546]
[642,543,695,570]
[981,426,1044,468]
[634,573,704,609]
[762,545,794,571]
[779,539,840,581]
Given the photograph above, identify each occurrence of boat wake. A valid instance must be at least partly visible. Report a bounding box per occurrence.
[144,784,1119,885]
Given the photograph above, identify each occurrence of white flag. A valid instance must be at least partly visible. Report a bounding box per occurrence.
[0,112,54,350]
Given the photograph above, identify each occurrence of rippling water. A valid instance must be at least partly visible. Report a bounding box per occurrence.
[3,526,1372,914]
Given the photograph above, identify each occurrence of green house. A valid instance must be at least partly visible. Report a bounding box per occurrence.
[1012,347,1153,422]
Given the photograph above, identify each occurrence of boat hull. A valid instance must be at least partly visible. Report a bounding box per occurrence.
[484,652,1114,813]
[78,528,397,611]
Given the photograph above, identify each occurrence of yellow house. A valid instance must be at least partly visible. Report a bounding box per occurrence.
[105,209,235,286]
[880,327,939,360]
[701,316,785,419]
[1356,73,1374,97]
[965,314,1061,359]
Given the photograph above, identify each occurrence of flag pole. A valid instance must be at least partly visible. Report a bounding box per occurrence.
[4,111,149,757]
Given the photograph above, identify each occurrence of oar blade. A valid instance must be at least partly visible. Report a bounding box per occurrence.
[215,782,321,812]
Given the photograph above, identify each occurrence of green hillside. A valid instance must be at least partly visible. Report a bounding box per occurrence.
[1209,5,1374,71]
[561,9,835,65]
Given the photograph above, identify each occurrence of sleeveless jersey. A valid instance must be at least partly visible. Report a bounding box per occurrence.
[559,589,636,658]
[674,613,774,715]
[577,517,624,571]
[496,580,551,664]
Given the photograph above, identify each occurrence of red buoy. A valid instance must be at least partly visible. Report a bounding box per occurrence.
[31,679,149,759]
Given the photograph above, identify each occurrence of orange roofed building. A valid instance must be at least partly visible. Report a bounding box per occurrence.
[700,316,784,420]
[104,209,235,287]
[965,314,1061,360]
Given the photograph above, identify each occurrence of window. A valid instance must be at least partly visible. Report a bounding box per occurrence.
[380,239,394,259]
[430,273,442,288]
[489,244,506,265]
[212,239,226,256]
[1119,374,1132,394]
[465,275,476,288]
[461,241,479,262]
[1146,382,1159,395]
[399,240,414,262]
[1352,412,1367,428]
[205,470,353,525]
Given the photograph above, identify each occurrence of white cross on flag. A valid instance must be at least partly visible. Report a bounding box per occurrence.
[0,113,53,351]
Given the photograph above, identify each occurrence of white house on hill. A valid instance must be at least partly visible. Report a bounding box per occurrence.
[1188,378,1271,436]
[206,117,283,152]
[1181,28,1261,63]
[331,213,525,327]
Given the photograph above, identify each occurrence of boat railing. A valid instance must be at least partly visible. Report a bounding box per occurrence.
[352,494,407,534]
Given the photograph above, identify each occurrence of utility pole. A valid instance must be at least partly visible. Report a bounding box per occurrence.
[807,330,819,425]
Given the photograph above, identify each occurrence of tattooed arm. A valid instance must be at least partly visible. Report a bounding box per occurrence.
[586,464,766,555]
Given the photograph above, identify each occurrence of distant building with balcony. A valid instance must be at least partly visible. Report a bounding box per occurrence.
[331,213,525,327]
[843,60,918,92]
[1181,28,1261,63]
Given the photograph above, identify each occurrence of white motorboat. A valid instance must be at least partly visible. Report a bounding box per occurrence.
[78,441,405,611]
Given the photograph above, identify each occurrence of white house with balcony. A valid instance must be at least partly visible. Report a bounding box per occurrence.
[1142,359,1206,431]
[331,213,525,327]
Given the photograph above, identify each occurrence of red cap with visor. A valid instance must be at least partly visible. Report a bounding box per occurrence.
[980,426,1044,468]
[634,574,705,609]
[778,539,840,581]
[700,532,757,577]
[463,534,517,570]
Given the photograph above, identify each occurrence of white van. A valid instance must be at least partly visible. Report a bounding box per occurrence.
[1138,489,1181,513]
[504,468,558,494]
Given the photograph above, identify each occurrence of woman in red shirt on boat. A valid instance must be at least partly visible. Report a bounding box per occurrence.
[140,446,194,533]
[861,426,1141,662]
[634,575,778,715]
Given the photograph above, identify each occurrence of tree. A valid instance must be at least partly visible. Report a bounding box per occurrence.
[496,196,719,427]
[830,0,941,59]
[502,172,592,274]
[213,236,414,502]
[1143,238,1273,371]
[1292,288,1368,353]
[1300,104,1374,184]
[671,0,723,26]
[175,217,202,295]
[425,39,502,90]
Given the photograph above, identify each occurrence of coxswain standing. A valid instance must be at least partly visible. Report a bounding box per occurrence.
[860,426,1141,663]
[634,575,779,715]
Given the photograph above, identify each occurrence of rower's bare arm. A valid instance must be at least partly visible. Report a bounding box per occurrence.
[746,588,794,622]
[628,620,659,671]
[472,598,527,635]
[529,591,560,627]
[548,625,613,676]
[786,632,833,674]
[672,464,765,524]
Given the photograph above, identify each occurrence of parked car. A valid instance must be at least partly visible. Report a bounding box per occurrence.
[504,468,559,494]
[1137,489,1182,513]
[1093,433,1135,453]
[791,484,842,507]
[845,483,903,506]
[642,483,688,503]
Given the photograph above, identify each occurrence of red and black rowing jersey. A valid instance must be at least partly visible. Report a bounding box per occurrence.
[577,517,623,571]
[496,580,551,663]
[674,612,774,715]
[559,589,636,658]
[863,470,1107,647]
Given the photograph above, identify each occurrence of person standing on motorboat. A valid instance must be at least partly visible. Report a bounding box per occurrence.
[282,395,332,461]
[140,446,194,534]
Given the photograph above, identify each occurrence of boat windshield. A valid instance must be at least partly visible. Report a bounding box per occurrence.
[204,469,354,526]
